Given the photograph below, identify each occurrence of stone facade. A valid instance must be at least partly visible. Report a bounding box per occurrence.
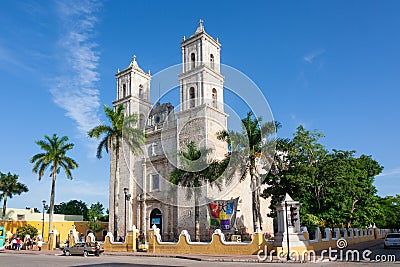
[110,21,273,241]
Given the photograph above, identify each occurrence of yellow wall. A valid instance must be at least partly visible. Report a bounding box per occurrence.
[146,228,273,255]
[3,220,108,242]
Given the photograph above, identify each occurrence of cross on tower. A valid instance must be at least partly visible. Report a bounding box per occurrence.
[132,55,136,62]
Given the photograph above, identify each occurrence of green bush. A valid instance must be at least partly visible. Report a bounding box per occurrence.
[16,224,38,239]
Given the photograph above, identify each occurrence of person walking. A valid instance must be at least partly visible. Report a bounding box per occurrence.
[37,239,43,251]
[11,238,17,250]
[94,241,100,256]
[16,238,21,250]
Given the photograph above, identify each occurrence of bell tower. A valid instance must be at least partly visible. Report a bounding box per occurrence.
[114,55,152,123]
[111,55,152,239]
[177,20,228,160]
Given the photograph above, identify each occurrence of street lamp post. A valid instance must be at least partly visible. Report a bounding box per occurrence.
[285,201,290,261]
[94,216,97,240]
[41,200,48,241]
[123,188,131,240]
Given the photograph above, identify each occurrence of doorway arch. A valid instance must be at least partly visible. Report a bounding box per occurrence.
[150,208,162,234]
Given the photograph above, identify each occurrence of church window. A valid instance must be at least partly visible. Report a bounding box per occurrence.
[139,84,144,99]
[151,174,160,191]
[212,88,217,108]
[189,87,195,108]
[210,54,214,69]
[123,84,127,98]
[155,116,161,124]
[191,53,195,69]
[139,114,145,129]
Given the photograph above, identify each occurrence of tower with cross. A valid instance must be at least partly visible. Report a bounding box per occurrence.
[177,18,227,161]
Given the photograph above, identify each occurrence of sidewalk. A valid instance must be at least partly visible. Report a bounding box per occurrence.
[0,248,60,256]
[0,248,321,263]
[0,238,389,263]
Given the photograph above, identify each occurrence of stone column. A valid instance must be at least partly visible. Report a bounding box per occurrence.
[141,160,147,237]
[273,193,309,249]
[136,196,141,230]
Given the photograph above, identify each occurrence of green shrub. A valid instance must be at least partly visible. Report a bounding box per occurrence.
[16,224,38,239]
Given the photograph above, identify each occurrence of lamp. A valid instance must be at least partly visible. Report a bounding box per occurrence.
[94,216,97,240]
[41,200,48,241]
[123,187,131,239]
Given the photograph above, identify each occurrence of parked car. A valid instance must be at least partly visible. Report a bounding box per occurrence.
[384,233,400,249]
[63,242,104,256]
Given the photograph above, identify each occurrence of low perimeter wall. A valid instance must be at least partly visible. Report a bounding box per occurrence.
[147,226,273,255]
[303,227,389,251]
[59,225,389,255]
[67,228,139,252]
[147,226,389,256]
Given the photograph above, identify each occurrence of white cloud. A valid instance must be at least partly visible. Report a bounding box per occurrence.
[303,49,325,64]
[377,167,400,177]
[51,0,102,136]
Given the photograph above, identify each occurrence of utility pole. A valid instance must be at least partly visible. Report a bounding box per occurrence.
[285,201,290,261]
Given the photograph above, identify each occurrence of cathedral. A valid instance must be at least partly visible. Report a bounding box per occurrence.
[109,21,273,241]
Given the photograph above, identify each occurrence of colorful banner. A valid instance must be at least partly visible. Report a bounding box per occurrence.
[208,198,239,231]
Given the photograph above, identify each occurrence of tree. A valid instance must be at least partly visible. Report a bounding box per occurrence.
[217,112,278,232]
[0,172,28,226]
[54,200,88,220]
[89,202,107,221]
[262,125,383,228]
[373,195,400,229]
[86,202,107,233]
[170,141,222,242]
[88,104,145,238]
[30,134,78,238]
[88,202,107,231]
[16,224,38,239]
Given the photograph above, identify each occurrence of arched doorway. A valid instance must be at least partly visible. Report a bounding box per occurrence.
[150,208,162,234]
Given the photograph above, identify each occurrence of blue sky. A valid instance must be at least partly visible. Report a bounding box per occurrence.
[1,0,399,211]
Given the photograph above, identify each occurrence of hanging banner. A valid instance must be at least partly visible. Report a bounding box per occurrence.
[208,198,239,231]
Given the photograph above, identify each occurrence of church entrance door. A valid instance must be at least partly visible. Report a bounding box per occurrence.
[150,208,162,234]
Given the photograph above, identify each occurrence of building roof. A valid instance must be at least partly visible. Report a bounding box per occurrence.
[149,102,174,117]
[0,208,84,222]
[128,55,145,73]
[182,19,220,46]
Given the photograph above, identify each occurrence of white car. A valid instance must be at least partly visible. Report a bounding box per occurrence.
[384,233,400,249]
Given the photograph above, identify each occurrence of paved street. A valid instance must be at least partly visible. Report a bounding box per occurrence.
[0,238,399,266]
[1,252,399,267]
[343,238,400,262]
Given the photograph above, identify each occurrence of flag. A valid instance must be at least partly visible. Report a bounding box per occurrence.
[209,203,220,218]
[226,201,234,215]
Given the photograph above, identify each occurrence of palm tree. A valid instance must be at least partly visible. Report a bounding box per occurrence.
[88,104,145,238]
[217,112,278,233]
[30,134,78,238]
[170,141,222,242]
[0,172,29,226]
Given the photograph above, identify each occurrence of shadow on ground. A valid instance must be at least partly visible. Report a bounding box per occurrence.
[70,264,184,267]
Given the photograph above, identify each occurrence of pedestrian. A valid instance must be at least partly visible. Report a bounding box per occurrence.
[37,239,43,251]
[16,238,21,250]
[94,241,100,256]
[11,238,17,250]
[26,238,31,250]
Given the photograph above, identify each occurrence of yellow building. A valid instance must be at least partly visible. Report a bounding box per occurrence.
[1,208,108,242]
